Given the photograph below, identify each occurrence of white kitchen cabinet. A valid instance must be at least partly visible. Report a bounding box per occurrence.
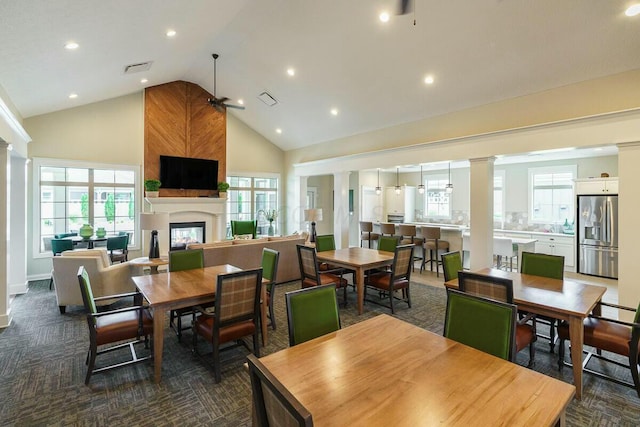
[533,234,575,269]
[575,178,618,195]
[385,187,415,222]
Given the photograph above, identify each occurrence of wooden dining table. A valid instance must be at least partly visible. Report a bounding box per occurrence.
[259,314,575,426]
[132,264,268,383]
[315,247,395,314]
[445,267,607,400]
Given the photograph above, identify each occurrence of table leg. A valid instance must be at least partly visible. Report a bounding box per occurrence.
[261,284,268,347]
[356,267,365,315]
[569,315,584,399]
[152,308,165,383]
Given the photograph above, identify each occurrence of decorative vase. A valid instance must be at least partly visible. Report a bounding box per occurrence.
[145,191,159,198]
[79,224,94,240]
[268,221,274,236]
[219,191,227,199]
[96,227,107,238]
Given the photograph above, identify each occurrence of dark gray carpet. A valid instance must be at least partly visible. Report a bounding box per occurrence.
[0,279,639,426]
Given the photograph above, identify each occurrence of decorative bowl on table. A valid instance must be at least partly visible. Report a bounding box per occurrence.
[95,227,107,238]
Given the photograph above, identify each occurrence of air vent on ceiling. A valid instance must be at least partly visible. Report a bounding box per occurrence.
[257,91,278,107]
[123,61,153,74]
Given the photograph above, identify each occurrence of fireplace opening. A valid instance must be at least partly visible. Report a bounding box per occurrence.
[170,221,205,250]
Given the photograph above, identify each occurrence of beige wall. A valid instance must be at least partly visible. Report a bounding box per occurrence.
[227,114,283,174]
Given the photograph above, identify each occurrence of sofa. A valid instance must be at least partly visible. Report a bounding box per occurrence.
[51,249,136,314]
[187,235,306,284]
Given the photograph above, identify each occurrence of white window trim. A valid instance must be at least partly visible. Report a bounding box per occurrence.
[527,164,577,225]
[226,171,281,235]
[424,173,452,219]
[32,157,141,259]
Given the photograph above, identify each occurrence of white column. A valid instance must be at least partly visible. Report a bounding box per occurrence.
[617,141,640,315]
[469,157,495,270]
[298,176,308,235]
[333,172,350,249]
[8,155,28,295]
[0,141,11,328]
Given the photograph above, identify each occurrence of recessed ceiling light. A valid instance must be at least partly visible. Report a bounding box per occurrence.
[330,108,339,116]
[287,68,295,77]
[379,12,390,22]
[276,128,282,134]
[64,41,79,50]
[140,78,148,84]
[166,29,177,37]
[424,75,435,85]
[625,4,640,16]
[237,99,244,105]
[68,93,78,99]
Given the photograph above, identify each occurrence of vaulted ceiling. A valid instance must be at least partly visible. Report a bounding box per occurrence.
[1,0,639,151]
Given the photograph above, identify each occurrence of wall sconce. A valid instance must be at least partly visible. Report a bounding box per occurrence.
[394,168,401,195]
[375,169,382,195]
[445,162,454,194]
[417,165,425,194]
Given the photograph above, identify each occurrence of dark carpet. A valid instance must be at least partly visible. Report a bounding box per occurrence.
[0,279,639,426]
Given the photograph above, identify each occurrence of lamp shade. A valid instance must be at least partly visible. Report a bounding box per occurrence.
[140,212,169,231]
[304,208,323,222]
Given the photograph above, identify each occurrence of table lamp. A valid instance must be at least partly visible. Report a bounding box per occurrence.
[304,208,323,243]
[140,212,169,259]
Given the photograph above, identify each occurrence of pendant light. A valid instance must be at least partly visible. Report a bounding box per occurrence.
[445,162,454,194]
[375,169,382,195]
[395,168,402,194]
[417,165,425,194]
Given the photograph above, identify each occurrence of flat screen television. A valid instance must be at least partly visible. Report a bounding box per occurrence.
[159,155,219,190]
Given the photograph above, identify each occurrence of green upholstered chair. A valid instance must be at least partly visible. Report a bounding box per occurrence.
[315,234,355,284]
[285,284,341,347]
[262,248,280,330]
[557,301,640,398]
[378,236,399,253]
[458,271,536,367]
[444,289,517,361]
[55,232,78,239]
[77,266,153,384]
[106,234,128,263]
[247,354,314,427]
[51,238,74,255]
[231,220,257,239]
[520,251,565,352]
[365,244,414,314]
[192,268,262,383]
[441,251,463,282]
[296,244,349,306]
[169,249,205,341]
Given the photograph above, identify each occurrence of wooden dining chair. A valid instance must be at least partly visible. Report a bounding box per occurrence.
[365,244,414,314]
[192,268,263,383]
[315,234,355,285]
[262,248,280,330]
[398,224,423,271]
[441,251,463,282]
[359,221,380,248]
[296,244,348,306]
[247,354,314,427]
[285,284,341,346]
[378,236,399,253]
[379,223,396,237]
[444,289,517,361]
[457,271,536,367]
[168,248,205,341]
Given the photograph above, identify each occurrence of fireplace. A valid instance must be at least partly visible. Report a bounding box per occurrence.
[170,221,205,250]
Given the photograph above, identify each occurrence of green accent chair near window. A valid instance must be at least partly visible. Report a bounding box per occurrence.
[285,284,341,347]
[441,251,463,282]
[520,251,565,353]
[168,249,205,341]
[262,248,280,330]
[444,289,517,361]
[247,354,313,427]
[231,220,257,239]
[55,232,78,239]
[107,235,129,264]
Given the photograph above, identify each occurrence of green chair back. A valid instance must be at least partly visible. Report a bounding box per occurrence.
[285,284,341,346]
[261,248,280,285]
[378,236,399,252]
[231,220,257,238]
[107,235,128,251]
[169,249,204,272]
[51,238,74,255]
[520,252,564,279]
[77,266,97,314]
[315,234,336,252]
[55,232,78,239]
[444,289,517,361]
[441,251,463,282]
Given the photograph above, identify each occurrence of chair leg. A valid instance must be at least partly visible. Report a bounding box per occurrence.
[49,277,54,290]
[268,291,276,330]
[406,286,411,308]
[549,319,556,353]
[253,330,261,358]
[630,344,640,398]
[557,339,565,370]
[176,314,183,341]
[85,346,96,385]
[389,288,395,314]
[527,342,535,368]
[213,336,221,383]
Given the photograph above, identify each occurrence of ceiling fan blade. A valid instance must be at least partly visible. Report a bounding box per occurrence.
[397,0,412,15]
[224,103,245,110]
[217,96,229,104]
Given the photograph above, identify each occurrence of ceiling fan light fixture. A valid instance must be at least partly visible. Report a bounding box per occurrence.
[394,167,401,194]
[209,53,245,111]
[418,165,425,194]
[446,162,453,194]
[375,168,382,195]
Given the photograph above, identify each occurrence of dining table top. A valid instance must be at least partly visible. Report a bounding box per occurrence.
[315,246,395,267]
[259,314,575,426]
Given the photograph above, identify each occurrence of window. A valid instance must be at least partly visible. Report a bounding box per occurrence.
[528,165,576,224]
[423,174,451,218]
[33,158,140,257]
[494,170,505,225]
[227,175,279,236]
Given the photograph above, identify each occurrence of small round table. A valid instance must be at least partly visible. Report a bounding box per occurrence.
[130,256,169,274]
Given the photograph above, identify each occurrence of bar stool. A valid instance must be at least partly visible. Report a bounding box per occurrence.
[398,224,424,271]
[493,237,517,271]
[421,226,449,277]
[359,221,380,248]
[379,223,397,237]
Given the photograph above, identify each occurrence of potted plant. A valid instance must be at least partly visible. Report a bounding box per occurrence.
[144,179,161,198]
[218,181,230,198]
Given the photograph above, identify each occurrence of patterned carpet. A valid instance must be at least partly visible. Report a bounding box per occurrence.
[0,277,639,426]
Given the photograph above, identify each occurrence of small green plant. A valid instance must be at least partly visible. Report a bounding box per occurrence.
[217,181,230,192]
[144,179,161,191]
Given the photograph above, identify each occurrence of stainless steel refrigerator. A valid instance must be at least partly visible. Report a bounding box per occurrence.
[577,194,618,279]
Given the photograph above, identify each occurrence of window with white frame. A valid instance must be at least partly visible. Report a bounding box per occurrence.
[528,165,576,224]
[494,170,505,224]
[424,174,451,218]
[33,158,140,257]
[227,175,279,236]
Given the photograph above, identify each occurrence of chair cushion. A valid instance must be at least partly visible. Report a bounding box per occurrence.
[361,232,380,240]
[425,240,450,250]
[367,272,409,291]
[302,273,347,289]
[558,318,635,356]
[95,308,153,346]
[514,324,535,353]
[194,316,256,343]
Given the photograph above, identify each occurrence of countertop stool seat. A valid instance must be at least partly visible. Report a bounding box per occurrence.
[398,224,423,271]
[359,221,380,248]
[421,226,449,278]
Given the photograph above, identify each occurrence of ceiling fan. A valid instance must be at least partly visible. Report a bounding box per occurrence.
[397,0,413,15]
[207,53,245,112]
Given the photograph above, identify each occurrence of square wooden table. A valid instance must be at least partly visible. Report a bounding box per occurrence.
[315,247,395,314]
[132,264,267,383]
[445,267,607,400]
[260,314,575,426]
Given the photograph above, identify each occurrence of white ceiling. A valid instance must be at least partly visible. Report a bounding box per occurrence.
[1,0,639,152]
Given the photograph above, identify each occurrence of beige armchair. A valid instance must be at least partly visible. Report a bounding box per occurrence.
[52,249,136,314]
